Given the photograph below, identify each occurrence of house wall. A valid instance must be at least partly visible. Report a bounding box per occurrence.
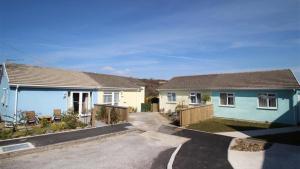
[212,90,298,125]
[1,87,97,120]
[159,90,212,113]
[96,87,145,112]
[0,67,10,119]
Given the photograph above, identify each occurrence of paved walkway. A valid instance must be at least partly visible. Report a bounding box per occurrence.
[215,126,300,138]
[0,123,131,147]
[229,140,300,169]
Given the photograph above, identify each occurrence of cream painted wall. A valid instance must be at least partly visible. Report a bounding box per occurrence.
[97,87,145,112]
[159,90,212,113]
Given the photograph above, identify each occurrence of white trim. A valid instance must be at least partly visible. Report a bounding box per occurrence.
[14,85,19,124]
[158,88,300,91]
[69,91,91,116]
[219,92,235,107]
[189,91,201,104]
[3,63,10,83]
[257,93,278,110]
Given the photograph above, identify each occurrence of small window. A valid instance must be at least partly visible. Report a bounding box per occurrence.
[258,93,277,109]
[190,92,201,104]
[220,92,235,106]
[167,93,176,102]
[103,92,112,104]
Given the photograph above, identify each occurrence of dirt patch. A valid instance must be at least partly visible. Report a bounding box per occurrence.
[230,138,272,152]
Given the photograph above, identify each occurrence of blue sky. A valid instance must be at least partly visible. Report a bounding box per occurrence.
[0,0,300,80]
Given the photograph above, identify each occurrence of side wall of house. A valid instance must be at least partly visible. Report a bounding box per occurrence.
[97,87,145,112]
[212,90,297,125]
[159,90,212,113]
[0,66,11,119]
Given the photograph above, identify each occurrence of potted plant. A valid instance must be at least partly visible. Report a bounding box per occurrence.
[202,95,211,104]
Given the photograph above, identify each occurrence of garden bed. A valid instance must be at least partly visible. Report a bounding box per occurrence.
[230,138,272,152]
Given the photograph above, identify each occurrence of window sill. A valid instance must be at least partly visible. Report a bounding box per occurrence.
[257,107,277,110]
[189,103,201,105]
[219,105,235,108]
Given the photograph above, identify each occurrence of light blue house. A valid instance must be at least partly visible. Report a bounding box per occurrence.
[158,69,300,125]
[0,63,145,123]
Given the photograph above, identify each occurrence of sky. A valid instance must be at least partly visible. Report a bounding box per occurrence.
[0,0,300,80]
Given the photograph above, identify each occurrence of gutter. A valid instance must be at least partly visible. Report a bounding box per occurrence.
[157,87,300,91]
[9,83,99,90]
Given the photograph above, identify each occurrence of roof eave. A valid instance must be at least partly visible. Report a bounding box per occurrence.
[9,83,99,90]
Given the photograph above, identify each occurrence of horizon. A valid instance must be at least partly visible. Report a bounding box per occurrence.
[1,0,299,80]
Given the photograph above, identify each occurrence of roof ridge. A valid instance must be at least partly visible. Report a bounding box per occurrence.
[172,69,291,79]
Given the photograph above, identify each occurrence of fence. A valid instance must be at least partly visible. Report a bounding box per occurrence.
[91,104,129,127]
[179,104,213,126]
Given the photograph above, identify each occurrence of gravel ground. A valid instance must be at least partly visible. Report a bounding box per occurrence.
[0,131,172,169]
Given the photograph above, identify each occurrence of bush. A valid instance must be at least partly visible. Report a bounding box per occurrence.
[77,121,88,128]
[0,129,13,139]
[110,108,120,124]
[141,103,151,112]
[40,118,50,128]
[202,95,211,103]
[96,106,107,121]
[62,111,79,129]
[30,126,47,135]
[50,122,66,132]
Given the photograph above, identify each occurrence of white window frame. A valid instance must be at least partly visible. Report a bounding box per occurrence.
[103,91,120,106]
[1,88,7,106]
[167,92,176,103]
[257,93,277,110]
[189,92,201,105]
[69,91,91,116]
[219,92,235,107]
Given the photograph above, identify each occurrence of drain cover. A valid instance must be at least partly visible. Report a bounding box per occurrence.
[0,142,35,154]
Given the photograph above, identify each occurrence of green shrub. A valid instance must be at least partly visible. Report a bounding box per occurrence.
[202,95,211,103]
[40,118,50,128]
[62,111,79,129]
[110,108,120,124]
[31,126,47,135]
[77,121,88,128]
[0,129,13,139]
[50,122,66,132]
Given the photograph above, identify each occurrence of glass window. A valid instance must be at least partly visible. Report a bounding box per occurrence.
[104,92,112,104]
[113,92,119,106]
[190,92,201,104]
[167,93,176,102]
[220,93,235,106]
[258,93,277,109]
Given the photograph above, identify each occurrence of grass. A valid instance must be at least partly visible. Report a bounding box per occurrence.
[187,118,289,133]
[252,131,300,146]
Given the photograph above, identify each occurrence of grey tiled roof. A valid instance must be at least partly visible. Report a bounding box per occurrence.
[159,69,300,90]
[84,72,144,88]
[5,63,143,89]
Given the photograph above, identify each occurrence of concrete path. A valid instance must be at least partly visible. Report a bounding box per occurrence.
[216,126,300,138]
[0,131,173,169]
[229,140,300,169]
[0,123,131,148]
[129,112,172,131]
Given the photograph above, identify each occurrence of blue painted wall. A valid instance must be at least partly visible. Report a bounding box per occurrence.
[1,86,98,120]
[212,90,298,125]
[0,67,10,119]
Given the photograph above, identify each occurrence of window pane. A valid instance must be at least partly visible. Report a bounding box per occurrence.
[269,97,276,107]
[191,95,196,103]
[228,96,234,105]
[196,93,201,103]
[104,95,112,103]
[259,94,268,107]
[220,93,227,105]
[167,93,172,102]
[114,92,119,105]
[172,93,176,101]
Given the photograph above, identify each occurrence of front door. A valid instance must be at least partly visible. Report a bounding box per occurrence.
[70,92,91,116]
